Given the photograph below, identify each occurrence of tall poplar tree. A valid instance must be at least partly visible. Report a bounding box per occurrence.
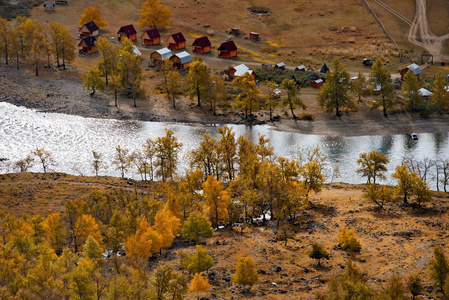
[369,58,395,117]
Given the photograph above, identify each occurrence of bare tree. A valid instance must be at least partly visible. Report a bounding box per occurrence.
[112,145,131,178]
[13,155,34,172]
[32,148,55,173]
[91,150,105,176]
[440,159,449,193]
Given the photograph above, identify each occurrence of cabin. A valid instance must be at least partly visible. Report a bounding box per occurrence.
[192,36,211,54]
[231,28,240,36]
[274,62,285,70]
[167,32,186,50]
[170,51,192,69]
[218,41,237,59]
[79,21,99,38]
[117,25,137,42]
[228,64,256,80]
[311,79,323,88]
[150,48,172,65]
[249,32,260,41]
[401,63,421,80]
[320,63,329,74]
[262,63,273,69]
[78,36,98,54]
[141,28,161,46]
[43,3,55,11]
[295,65,306,72]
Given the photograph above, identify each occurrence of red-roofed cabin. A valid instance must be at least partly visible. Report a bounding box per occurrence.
[78,36,98,54]
[311,79,323,88]
[79,21,99,38]
[192,36,211,54]
[218,41,237,59]
[117,25,137,42]
[141,28,161,46]
[167,32,186,50]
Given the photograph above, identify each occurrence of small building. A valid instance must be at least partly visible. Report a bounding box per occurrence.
[249,32,259,41]
[141,28,161,46]
[311,79,323,88]
[228,64,256,80]
[231,28,240,36]
[150,47,172,65]
[262,63,272,69]
[401,63,421,80]
[418,88,433,98]
[55,0,67,4]
[274,62,285,70]
[132,46,141,56]
[43,2,55,11]
[170,51,192,69]
[117,25,137,42]
[218,41,237,59]
[79,21,99,38]
[320,63,329,74]
[78,36,98,54]
[295,65,306,72]
[167,32,186,50]
[192,36,212,54]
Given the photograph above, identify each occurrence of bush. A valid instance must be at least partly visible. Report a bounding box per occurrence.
[338,227,361,252]
[255,68,324,87]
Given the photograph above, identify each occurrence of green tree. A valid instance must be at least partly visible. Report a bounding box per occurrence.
[82,236,103,263]
[431,72,449,113]
[166,70,183,108]
[308,243,330,267]
[369,58,396,117]
[264,81,280,121]
[179,245,214,274]
[186,59,210,107]
[232,72,260,118]
[232,256,258,289]
[281,78,306,119]
[82,66,105,96]
[406,273,423,300]
[181,212,213,242]
[430,245,449,294]
[155,129,182,181]
[382,273,406,300]
[79,6,108,28]
[137,0,173,29]
[317,59,353,116]
[401,69,422,113]
[356,150,389,184]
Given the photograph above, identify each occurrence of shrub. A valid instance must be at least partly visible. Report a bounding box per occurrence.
[338,226,361,252]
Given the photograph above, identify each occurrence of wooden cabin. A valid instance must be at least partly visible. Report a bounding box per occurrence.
[192,36,211,54]
[117,25,137,42]
[295,65,306,72]
[311,79,323,88]
[167,32,186,50]
[231,28,240,36]
[150,48,172,65]
[141,28,161,46]
[79,21,99,38]
[274,62,285,70]
[43,3,55,11]
[228,64,255,80]
[249,32,260,41]
[169,51,192,69]
[78,36,98,54]
[261,63,272,69]
[218,41,237,59]
[401,63,421,80]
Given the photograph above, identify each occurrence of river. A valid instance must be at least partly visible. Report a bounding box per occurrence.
[1,102,448,189]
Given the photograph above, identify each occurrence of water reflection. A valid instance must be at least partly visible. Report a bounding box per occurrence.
[0,102,448,190]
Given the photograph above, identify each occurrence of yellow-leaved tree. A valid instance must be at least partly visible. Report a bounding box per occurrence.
[137,0,172,29]
[153,207,181,249]
[203,175,229,229]
[43,213,66,254]
[79,6,108,28]
[189,273,210,300]
[124,217,162,259]
[232,256,258,289]
[72,214,103,253]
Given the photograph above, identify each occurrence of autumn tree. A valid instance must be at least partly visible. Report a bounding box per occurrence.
[153,208,181,249]
[166,70,183,108]
[82,65,105,95]
[401,69,422,113]
[382,273,406,300]
[232,256,258,289]
[190,133,219,179]
[91,150,105,176]
[356,150,389,184]
[116,40,143,107]
[203,175,229,229]
[79,6,108,28]
[13,154,34,172]
[0,18,12,65]
[232,72,260,118]
[96,36,118,85]
[124,217,162,259]
[180,212,213,242]
[370,58,396,117]
[154,129,182,181]
[431,72,449,113]
[363,184,394,209]
[351,72,368,103]
[137,0,173,29]
[8,27,21,69]
[264,80,280,121]
[43,213,66,254]
[338,227,361,252]
[406,273,423,300]
[179,245,214,274]
[32,147,55,173]
[69,258,97,299]
[25,21,46,76]
[317,59,353,116]
[72,214,103,253]
[186,59,210,107]
[300,159,326,198]
[189,273,210,300]
[49,22,76,69]
[430,246,449,295]
[218,126,237,181]
[281,78,306,119]
[150,264,188,300]
[112,145,131,178]
[392,164,417,206]
[205,75,227,115]
[308,242,330,267]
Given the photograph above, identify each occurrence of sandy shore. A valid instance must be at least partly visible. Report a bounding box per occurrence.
[1,64,449,137]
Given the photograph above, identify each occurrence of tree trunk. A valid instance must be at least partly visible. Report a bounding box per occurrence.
[35,64,39,76]
[289,102,296,119]
[114,90,118,108]
[382,95,388,117]
[62,47,66,70]
[197,85,201,106]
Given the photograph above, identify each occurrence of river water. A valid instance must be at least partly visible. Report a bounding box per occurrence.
[1,102,448,189]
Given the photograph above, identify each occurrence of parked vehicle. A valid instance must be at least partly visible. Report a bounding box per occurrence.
[363,59,375,66]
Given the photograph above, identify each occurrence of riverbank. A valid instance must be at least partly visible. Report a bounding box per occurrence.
[1,64,449,136]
